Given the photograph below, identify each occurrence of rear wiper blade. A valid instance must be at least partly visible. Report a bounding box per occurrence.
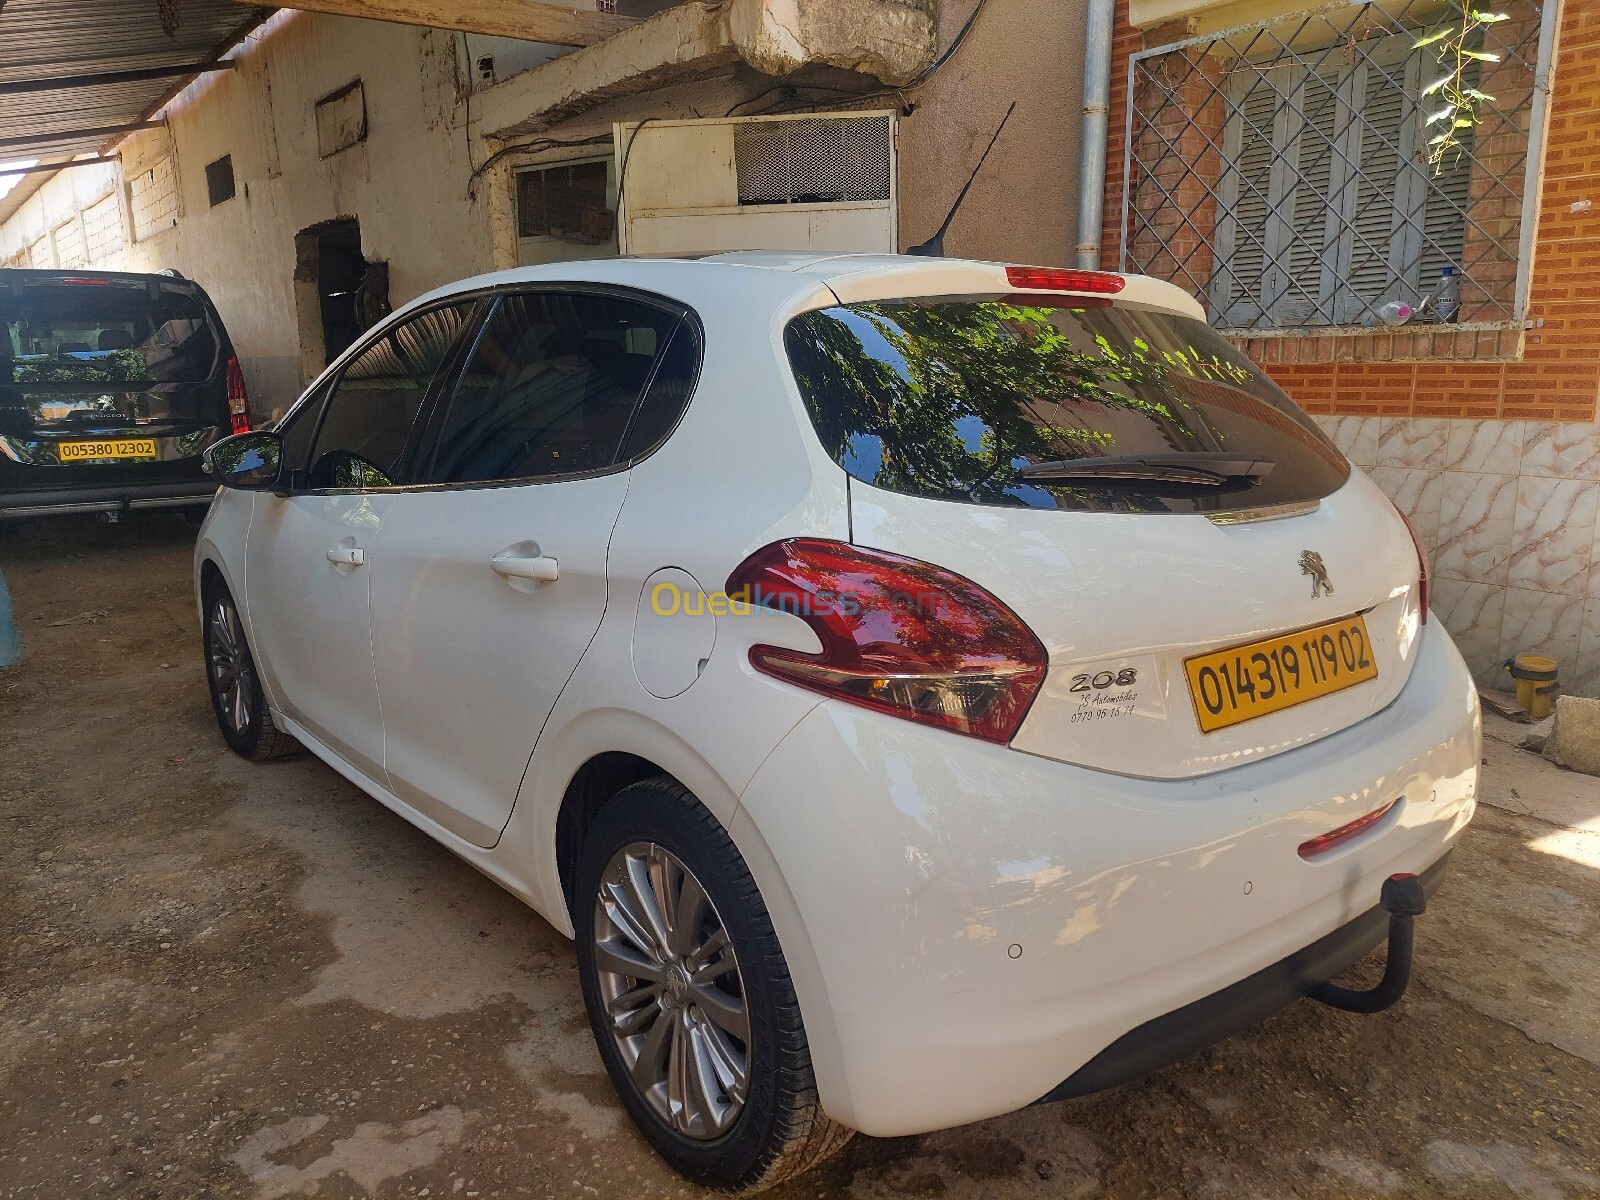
[1019,452,1275,486]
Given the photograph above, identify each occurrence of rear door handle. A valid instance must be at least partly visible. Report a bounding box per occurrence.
[326,546,365,566]
[491,552,559,582]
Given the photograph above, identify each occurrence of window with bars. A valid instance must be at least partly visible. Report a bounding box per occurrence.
[1214,43,1474,326]
[1123,1,1547,332]
[516,160,614,243]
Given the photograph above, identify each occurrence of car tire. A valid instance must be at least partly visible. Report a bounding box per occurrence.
[201,580,300,761]
[573,777,852,1192]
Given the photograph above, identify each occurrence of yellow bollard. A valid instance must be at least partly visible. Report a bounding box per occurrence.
[1507,654,1559,720]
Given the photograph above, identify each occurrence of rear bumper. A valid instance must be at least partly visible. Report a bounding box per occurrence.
[732,620,1480,1137]
[1039,850,1451,1102]
[0,479,218,518]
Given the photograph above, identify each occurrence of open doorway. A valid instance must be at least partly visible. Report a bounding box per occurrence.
[292,218,390,383]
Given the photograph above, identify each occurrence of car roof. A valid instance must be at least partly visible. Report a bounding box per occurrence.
[400,253,1206,323]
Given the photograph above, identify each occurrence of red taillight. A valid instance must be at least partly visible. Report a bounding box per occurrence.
[59,276,112,286]
[1393,503,1429,624]
[725,539,1047,744]
[1298,800,1398,859]
[1004,265,1126,295]
[226,354,251,434]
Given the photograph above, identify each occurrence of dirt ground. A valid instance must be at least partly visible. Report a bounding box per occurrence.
[3,515,1600,1200]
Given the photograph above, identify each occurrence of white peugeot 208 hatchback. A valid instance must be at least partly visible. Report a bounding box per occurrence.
[195,253,1479,1190]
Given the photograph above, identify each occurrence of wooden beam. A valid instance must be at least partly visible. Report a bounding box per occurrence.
[233,0,638,47]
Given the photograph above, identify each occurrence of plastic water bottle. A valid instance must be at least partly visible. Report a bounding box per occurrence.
[1434,267,1460,324]
[1365,300,1413,327]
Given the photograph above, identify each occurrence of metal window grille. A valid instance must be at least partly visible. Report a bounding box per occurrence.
[1121,0,1554,330]
[734,115,893,205]
[516,160,615,243]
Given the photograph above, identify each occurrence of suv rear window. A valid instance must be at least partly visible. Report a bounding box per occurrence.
[784,297,1349,514]
[1,279,219,387]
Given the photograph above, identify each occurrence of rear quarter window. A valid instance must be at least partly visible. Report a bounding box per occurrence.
[784,296,1349,515]
[1,279,218,387]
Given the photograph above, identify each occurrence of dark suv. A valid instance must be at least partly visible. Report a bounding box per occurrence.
[0,268,249,520]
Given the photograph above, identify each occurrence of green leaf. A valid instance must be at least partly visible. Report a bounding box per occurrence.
[1413,26,1452,47]
[1453,117,1476,128]
[1428,131,1458,146]
[1422,75,1451,95]
[1427,105,1458,124]
[1470,11,1511,21]
[1461,49,1502,61]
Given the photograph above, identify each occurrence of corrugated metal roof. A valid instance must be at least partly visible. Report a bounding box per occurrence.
[0,0,272,218]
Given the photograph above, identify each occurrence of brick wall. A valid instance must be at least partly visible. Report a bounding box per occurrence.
[1102,0,1600,423]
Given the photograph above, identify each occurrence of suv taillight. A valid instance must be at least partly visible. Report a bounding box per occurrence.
[226,354,251,434]
[725,539,1047,744]
[1393,504,1430,624]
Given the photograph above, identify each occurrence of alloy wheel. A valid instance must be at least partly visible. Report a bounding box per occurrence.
[592,841,750,1140]
[207,596,253,735]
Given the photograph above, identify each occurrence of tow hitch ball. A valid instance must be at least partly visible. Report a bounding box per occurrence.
[1311,873,1427,1014]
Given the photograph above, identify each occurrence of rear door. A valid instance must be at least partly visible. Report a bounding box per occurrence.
[784,292,1425,779]
[368,288,690,847]
[0,273,228,494]
[245,301,477,780]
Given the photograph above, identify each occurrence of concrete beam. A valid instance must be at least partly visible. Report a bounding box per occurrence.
[229,0,638,47]
[476,0,936,136]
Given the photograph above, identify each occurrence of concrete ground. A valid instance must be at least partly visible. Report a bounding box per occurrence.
[3,516,1600,1200]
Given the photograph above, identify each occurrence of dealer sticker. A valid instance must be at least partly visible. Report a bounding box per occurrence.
[1056,655,1166,726]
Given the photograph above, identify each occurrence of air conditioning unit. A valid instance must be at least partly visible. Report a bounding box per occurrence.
[613,111,898,257]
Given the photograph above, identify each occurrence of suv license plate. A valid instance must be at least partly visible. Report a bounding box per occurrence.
[57,439,158,462]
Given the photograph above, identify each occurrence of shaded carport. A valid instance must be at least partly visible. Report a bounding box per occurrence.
[0,1,276,223]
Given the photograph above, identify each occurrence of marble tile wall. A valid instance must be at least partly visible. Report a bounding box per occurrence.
[1317,416,1600,698]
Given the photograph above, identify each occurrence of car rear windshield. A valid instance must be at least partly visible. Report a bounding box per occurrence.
[1,278,219,387]
[784,296,1349,514]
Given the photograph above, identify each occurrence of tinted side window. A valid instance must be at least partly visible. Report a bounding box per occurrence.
[618,320,699,462]
[427,292,680,484]
[308,303,474,490]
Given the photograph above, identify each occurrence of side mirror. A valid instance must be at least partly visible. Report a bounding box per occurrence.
[205,430,283,491]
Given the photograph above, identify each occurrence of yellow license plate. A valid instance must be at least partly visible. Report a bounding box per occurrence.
[57,439,158,462]
[1184,614,1378,733]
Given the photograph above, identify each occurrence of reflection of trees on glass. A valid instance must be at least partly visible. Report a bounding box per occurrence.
[2,282,217,389]
[785,298,1339,515]
[12,348,150,386]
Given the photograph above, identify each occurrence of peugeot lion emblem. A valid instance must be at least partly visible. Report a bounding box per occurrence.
[1300,550,1334,598]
